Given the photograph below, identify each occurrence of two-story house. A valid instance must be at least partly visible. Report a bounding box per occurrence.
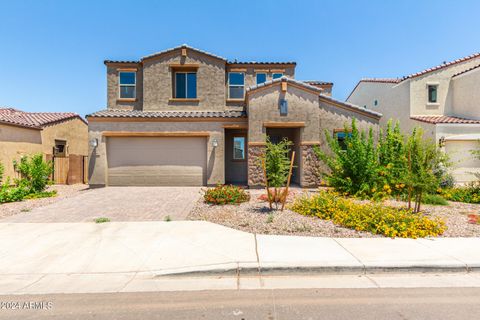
[87,44,381,187]
[347,52,480,183]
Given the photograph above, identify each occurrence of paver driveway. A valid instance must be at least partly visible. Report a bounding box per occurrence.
[1,187,202,222]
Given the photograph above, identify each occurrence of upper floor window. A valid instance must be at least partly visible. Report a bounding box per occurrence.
[428,85,438,103]
[228,72,244,99]
[119,72,136,99]
[272,73,283,80]
[256,73,267,85]
[175,72,197,99]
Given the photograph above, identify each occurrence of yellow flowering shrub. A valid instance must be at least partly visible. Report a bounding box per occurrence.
[289,191,446,238]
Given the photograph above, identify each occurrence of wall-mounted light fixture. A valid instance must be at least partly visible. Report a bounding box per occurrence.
[212,138,218,148]
[89,138,98,148]
[438,136,446,148]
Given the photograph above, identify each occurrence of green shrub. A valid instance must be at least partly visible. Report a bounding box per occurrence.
[290,191,446,238]
[94,217,110,223]
[0,161,4,183]
[13,154,53,193]
[203,185,250,205]
[440,183,480,204]
[0,178,28,203]
[420,194,448,206]
[23,190,57,200]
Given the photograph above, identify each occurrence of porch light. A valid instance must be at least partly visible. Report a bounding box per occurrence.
[438,136,446,148]
[89,138,98,148]
[212,138,218,148]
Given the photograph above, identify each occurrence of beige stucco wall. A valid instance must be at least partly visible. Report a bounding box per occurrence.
[41,118,88,156]
[409,57,480,117]
[451,69,480,120]
[88,119,247,186]
[0,124,43,180]
[247,84,320,142]
[107,64,143,110]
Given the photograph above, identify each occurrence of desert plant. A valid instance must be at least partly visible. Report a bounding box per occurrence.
[0,178,29,203]
[439,183,480,204]
[290,191,446,238]
[203,184,250,205]
[13,154,53,193]
[164,215,172,222]
[315,118,379,197]
[0,161,4,184]
[404,128,446,213]
[94,217,110,223]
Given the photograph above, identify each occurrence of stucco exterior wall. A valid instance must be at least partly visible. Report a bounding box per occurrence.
[142,50,227,111]
[409,57,480,116]
[452,69,480,120]
[41,118,88,156]
[107,63,143,110]
[0,124,42,180]
[88,119,247,186]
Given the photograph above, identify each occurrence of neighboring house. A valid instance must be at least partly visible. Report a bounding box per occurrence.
[87,44,381,187]
[347,53,480,183]
[0,108,88,184]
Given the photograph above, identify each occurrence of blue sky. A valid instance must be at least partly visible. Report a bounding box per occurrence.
[1,0,479,117]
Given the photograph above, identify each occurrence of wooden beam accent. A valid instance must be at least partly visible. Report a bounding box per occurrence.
[263,121,305,128]
[229,68,247,72]
[88,117,247,123]
[169,63,200,69]
[248,141,266,146]
[254,69,269,72]
[281,81,288,92]
[116,98,137,102]
[103,131,210,137]
[168,98,200,103]
[270,69,285,73]
[223,124,248,129]
[300,141,321,146]
[117,68,138,72]
[181,48,187,57]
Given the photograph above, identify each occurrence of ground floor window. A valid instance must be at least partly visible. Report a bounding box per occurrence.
[233,136,246,160]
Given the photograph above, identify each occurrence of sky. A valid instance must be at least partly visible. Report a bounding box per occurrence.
[0,0,479,117]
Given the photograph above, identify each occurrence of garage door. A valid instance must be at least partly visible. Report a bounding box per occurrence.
[445,140,480,184]
[106,137,207,186]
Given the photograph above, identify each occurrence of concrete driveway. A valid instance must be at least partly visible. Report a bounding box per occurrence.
[1,187,202,222]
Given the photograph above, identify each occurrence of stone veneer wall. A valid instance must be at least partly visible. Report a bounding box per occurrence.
[248,145,265,187]
[300,145,322,187]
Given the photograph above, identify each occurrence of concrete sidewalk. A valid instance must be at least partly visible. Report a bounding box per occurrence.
[0,221,479,294]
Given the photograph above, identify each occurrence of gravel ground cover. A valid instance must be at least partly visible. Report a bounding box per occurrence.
[188,188,480,238]
[0,184,90,220]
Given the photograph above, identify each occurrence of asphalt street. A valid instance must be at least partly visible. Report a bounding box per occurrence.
[1,287,479,320]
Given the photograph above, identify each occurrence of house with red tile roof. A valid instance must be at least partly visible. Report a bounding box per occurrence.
[0,108,88,184]
[347,52,480,183]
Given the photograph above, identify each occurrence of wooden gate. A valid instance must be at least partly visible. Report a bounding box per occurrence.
[53,157,69,184]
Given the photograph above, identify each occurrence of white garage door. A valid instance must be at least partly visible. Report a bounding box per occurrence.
[445,140,480,184]
[107,137,207,186]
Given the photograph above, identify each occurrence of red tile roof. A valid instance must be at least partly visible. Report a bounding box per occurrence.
[359,78,401,84]
[411,115,480,124]
[400,52,480,81]
[452,64,480,78]
[0,107,86,129]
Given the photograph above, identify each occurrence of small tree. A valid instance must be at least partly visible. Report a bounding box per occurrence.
[404,128,444,213]
[315,118,378,197]
[13,154,53,193]
[262,137,294,210]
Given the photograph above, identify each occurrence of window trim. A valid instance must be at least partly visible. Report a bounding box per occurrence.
[272,72,283,80]
[228,72,245,100]
[174,71,197,99]
[232,136,246,161]
[427,84,438,104]
[256,72,267,85]
[54,139,67,157]
[118,71,136,99]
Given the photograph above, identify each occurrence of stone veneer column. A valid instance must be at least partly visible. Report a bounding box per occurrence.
[248,145,266,187]
[300,145,322,187]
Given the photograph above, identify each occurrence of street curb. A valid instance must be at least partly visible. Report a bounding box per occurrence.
[154,264,476,277]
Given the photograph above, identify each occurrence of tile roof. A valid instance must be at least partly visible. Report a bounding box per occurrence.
[452,64,480,78]
[0,107,86,129]
[400,52,480,81]
[303,80,334,86]
[247,77,382,119]
[411,115,480,124]
[105,44,296,66]
[87,109,247,119]
[358,78,401,84]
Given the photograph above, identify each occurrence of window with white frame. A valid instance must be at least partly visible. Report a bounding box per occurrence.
[228,72,245,99]
[256,73,267,85]
[272,73,283,80]
[119,72,136,99]
[175,72,197,98]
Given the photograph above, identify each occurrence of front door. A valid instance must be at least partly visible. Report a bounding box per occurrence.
[225,129,248,185]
